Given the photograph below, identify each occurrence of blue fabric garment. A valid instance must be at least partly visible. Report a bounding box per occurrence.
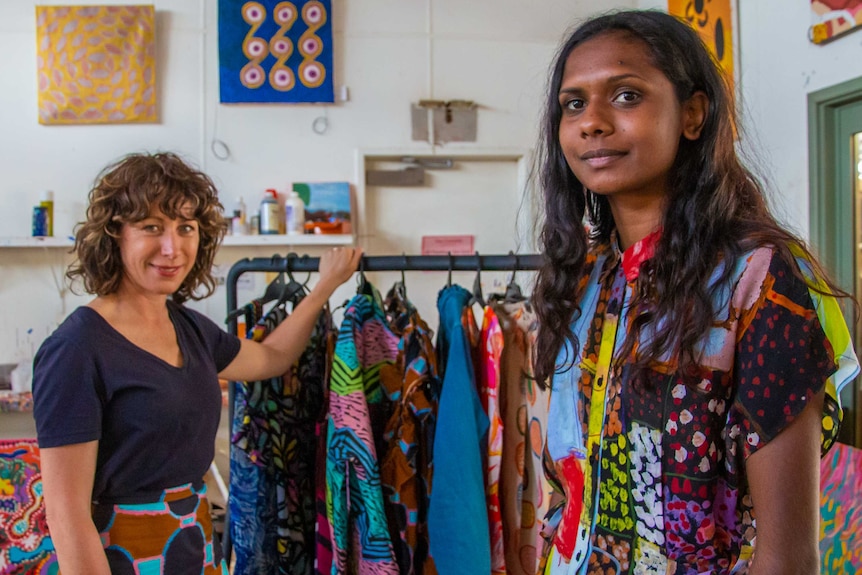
[229,304,281,575]
[428,285,491,575]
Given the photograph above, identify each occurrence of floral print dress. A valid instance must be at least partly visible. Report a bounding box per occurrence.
[542,231,859,575]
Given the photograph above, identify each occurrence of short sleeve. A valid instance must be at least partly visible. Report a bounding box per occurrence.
[174,302,241,372]
[730,253,838,460]
[793,252,860,454]
[32,335,103,448]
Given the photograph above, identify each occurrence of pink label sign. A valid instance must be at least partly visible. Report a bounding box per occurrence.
[421,235,475,256]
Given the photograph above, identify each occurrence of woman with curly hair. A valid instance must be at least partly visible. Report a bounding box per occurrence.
[32,152,361,574]
[532,10,858,575]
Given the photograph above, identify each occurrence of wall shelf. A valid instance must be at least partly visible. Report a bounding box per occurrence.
[0,237,74,248]
[0,235,354,249]
[221,234,353,247]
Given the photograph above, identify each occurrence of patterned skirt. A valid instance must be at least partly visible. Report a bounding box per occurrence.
[91,482,228,574]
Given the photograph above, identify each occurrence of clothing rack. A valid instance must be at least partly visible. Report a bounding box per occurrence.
[221,252,542,562]
[225,252,543,317]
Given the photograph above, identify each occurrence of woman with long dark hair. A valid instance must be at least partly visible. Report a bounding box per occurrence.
[532,10,858,575]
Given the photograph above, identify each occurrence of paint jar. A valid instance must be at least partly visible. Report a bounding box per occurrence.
[259,189,281,235]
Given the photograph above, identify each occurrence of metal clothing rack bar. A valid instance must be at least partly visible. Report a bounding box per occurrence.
[225,252,543,317]
[221,251,542,562]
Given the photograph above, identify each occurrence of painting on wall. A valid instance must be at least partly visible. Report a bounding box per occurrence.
[0,439,57,573]
[35,5,157,125]
[218,1,334,104]
[292,181,351,234]
[810,0,862,44]
[667,0,735,89]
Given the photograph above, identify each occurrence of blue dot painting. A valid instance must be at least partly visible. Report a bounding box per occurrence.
[218,1,334,103]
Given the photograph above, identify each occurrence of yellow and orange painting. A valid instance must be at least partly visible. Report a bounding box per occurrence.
[668,0,734,90]
[36,5,156,125]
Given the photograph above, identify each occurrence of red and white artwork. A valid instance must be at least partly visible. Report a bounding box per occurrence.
[810,0,862,44]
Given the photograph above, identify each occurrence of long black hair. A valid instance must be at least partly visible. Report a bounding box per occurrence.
[532,10,846,387]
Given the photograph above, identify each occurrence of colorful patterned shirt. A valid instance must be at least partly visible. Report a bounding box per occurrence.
[479,305,507,575]
[542,233,858,575]
[380,288,440,575]
[230,301,331,575]
[326,288,400,574]
[493,300,552,575]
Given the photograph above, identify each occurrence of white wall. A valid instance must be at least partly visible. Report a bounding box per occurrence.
[0,0,635,365]
[737,0,862,238]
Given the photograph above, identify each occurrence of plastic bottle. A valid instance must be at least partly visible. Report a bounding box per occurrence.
[32,206,48,237]
[285,191,306,235]
[40,190,54,236]
[259,189,281,235]
[231,196,247,235]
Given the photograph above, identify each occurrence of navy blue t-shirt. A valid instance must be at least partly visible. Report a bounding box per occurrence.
[33,300,241,504]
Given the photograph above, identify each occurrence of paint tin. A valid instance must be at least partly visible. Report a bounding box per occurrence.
[32,206,48,237]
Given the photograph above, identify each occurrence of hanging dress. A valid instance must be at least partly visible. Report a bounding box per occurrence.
[428,284,492,575]
[326,284,400,574]
[478,304,507,575]
[493,299,551,575]
[230,298,331,575]
[229,301,276,574]
[380,284,441,575]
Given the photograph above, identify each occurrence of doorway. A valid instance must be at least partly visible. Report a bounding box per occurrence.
[809,76,862,447]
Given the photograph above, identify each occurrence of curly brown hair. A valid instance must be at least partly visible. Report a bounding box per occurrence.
[67,152,227,303]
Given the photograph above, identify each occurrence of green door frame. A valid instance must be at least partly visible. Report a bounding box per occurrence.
[808,75,862,447]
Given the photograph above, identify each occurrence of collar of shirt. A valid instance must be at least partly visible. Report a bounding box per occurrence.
[611,228,662,282]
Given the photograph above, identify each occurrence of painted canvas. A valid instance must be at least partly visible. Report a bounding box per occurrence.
[667,0,734,89]
[292,181,351,234]
[35,5,156,125]
[0,439,57,573]
[218,1,334,103]
[820,441,862,574]
[810,0,862,44]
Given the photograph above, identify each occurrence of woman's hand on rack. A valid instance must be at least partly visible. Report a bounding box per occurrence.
[315,247,363,296]
[219,247,362,382]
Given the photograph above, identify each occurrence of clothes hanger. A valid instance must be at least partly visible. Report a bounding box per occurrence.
[385,253,415,327]
[356,255,371,294]
[274,261,308,308]
[503,251,526,303]
[390,253,408,302]
[260,254,289,305]
[470,251,486,308]
[225,254,287,323]
[446,252,454,288]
